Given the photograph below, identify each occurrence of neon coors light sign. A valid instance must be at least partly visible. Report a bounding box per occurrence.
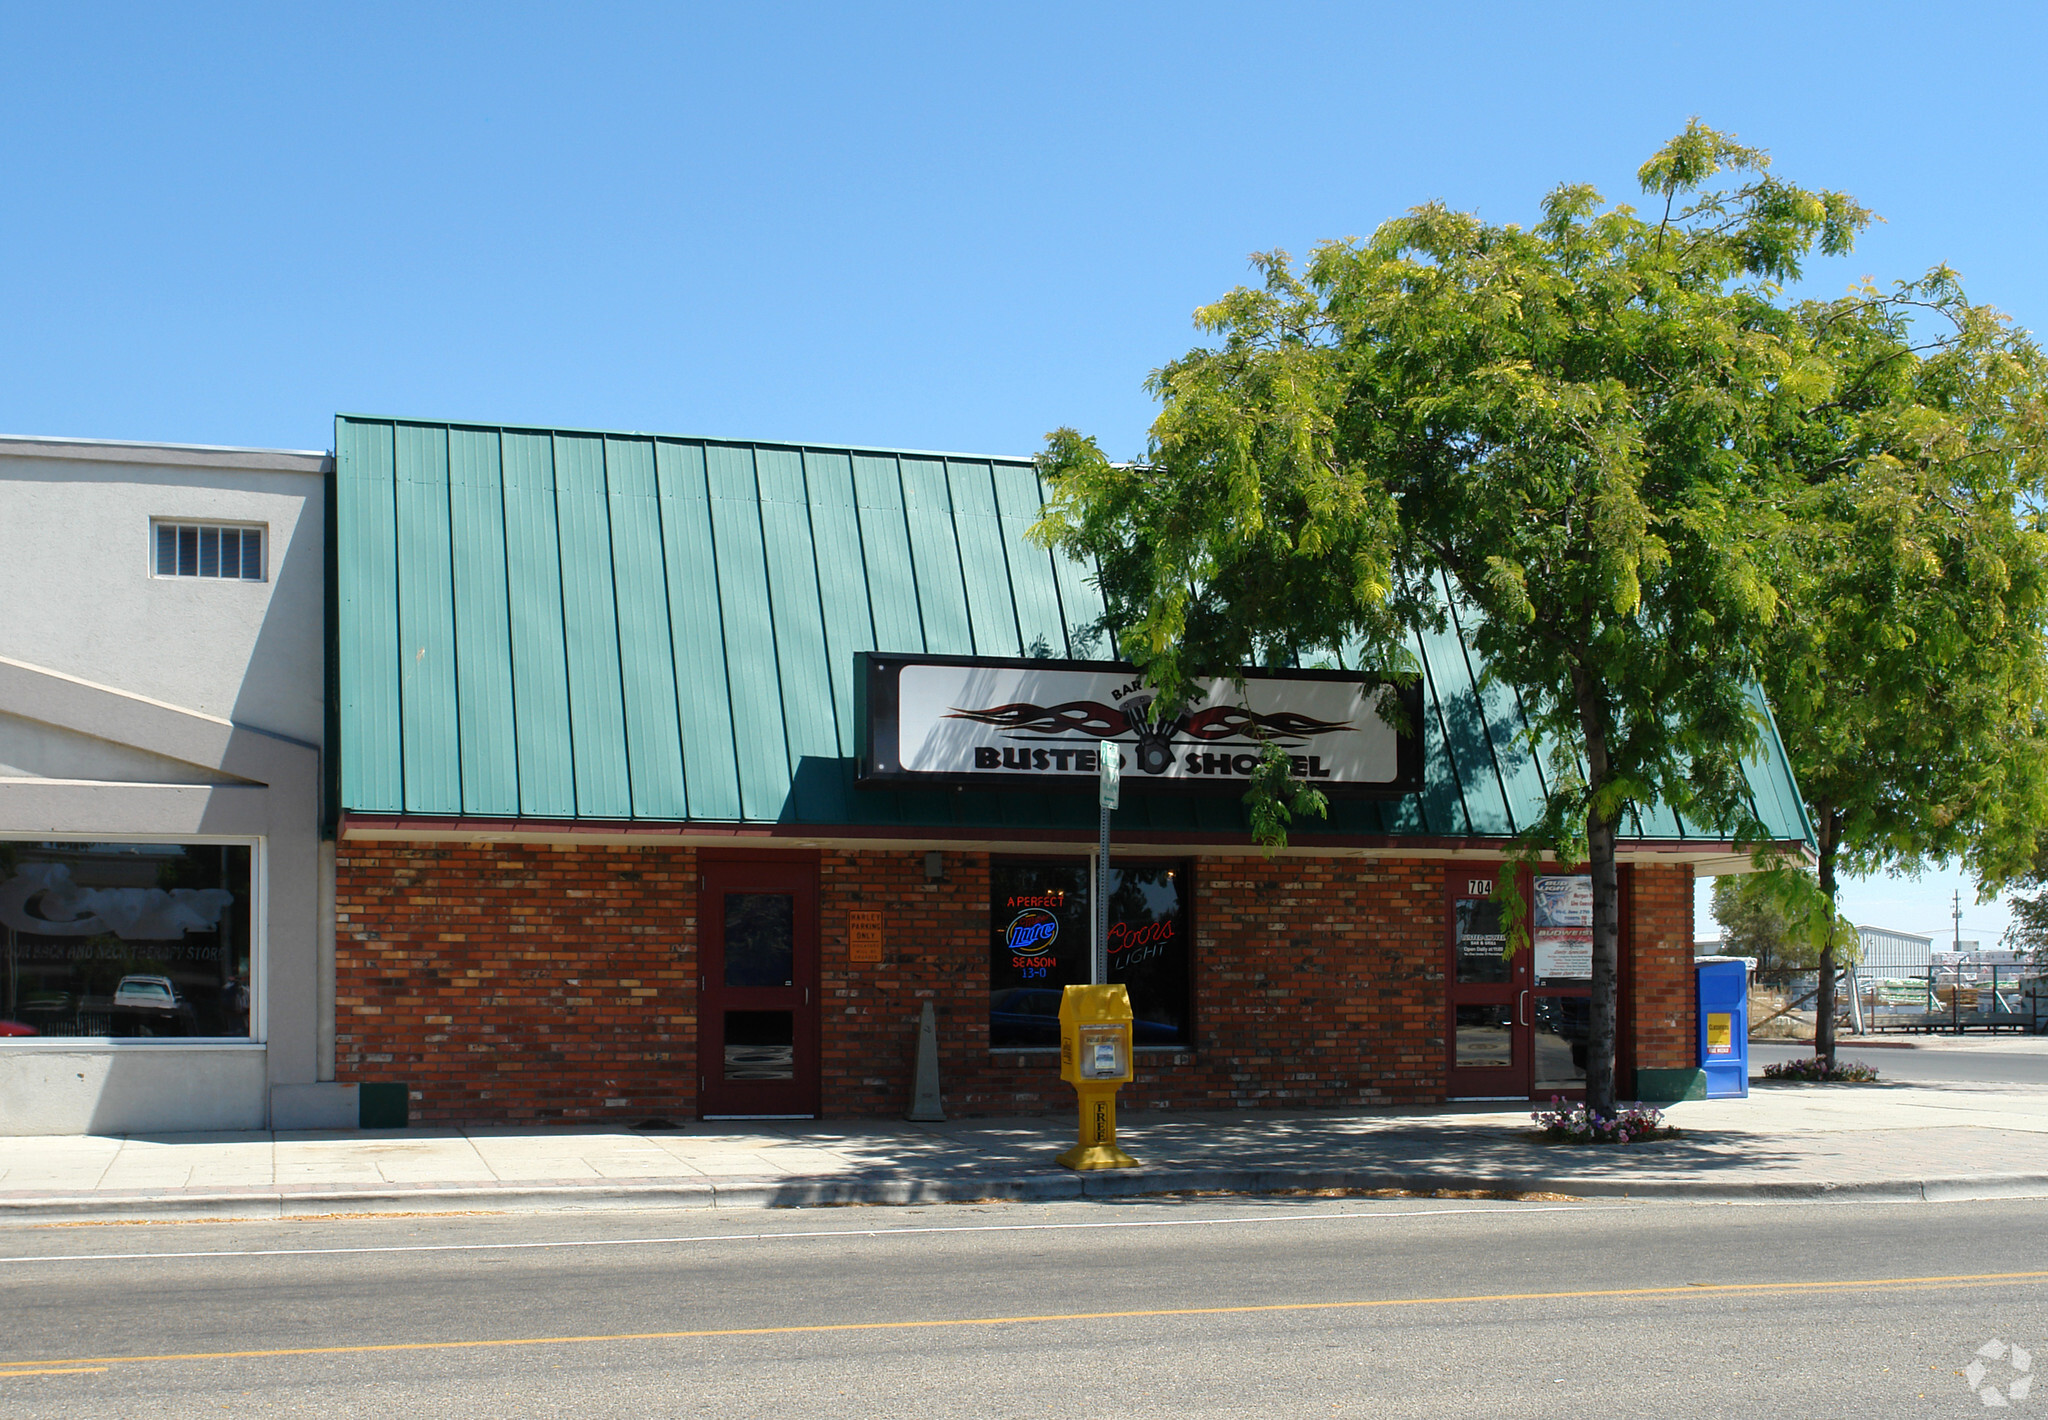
[856,653,1424,796]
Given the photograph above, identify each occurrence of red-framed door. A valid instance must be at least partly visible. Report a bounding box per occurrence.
[697,854,820,1118]
[1445,866,1603,1100]
[1446,867,1530,1098]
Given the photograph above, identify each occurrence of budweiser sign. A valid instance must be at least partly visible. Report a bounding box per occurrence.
[857,654,1422,796]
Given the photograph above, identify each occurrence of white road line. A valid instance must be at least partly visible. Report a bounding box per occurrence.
[0,1203,1615,1266]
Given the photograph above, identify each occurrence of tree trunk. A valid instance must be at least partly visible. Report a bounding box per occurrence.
[1813,804,1841,1070]
[1572,665,1621,1115]
[1585,803,1622,1114]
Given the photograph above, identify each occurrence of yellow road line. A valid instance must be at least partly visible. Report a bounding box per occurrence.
[4,1269,2044,1375]
[0,1368,108,1377]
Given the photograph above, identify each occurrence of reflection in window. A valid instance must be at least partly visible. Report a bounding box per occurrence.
[0,842,252,1040]
[723,1010,795,1080]
[987,859,1191,1048]
[723,893,794,987]
[1454,1003,1513,1068]
[1533,995,1591,1089]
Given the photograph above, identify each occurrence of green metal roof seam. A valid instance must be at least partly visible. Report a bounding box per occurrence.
[331,414,1814,847]
[334,413,1040,467]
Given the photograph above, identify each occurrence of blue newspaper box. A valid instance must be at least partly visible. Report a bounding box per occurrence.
[1696,957,1750,1099]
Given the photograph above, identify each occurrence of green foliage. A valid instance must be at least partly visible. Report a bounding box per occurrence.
[1030,119,2048,1109]
[1035,123,1842,1107]
[2002,852,2048,966]
[1033,120,1861,859]
[1745,261,2048,1065]
[1709,871,1855,975]
[1242,738,1329,854]
[1756,273,2048,895]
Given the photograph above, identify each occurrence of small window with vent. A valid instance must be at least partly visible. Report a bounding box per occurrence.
[153,522,265,581]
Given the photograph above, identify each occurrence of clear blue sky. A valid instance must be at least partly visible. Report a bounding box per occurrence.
[3,2,2038,943]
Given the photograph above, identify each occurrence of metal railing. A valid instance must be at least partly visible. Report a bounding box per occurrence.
[1748,966,2045,1036]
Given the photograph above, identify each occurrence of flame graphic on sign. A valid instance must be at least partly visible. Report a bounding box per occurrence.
[945,700,1351,742]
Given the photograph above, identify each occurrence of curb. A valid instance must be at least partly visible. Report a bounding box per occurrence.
[6,1165,2048,1221]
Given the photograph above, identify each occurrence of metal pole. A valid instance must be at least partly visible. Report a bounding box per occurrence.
[1953,890,1963,1036]
[1094,737,1118,988]
[1095,800,1109,986]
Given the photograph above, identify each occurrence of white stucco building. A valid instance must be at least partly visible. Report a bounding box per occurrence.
[0,433,338,1133]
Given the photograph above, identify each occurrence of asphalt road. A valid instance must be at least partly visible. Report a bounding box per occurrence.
[1,1195,2042,1417]
[1750,1038,2048,1085]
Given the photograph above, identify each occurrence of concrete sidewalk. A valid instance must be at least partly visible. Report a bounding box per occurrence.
[7,1077,2048,1220]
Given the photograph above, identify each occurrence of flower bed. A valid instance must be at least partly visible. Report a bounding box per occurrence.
[1762,1056,1880,1083]
[1531,1097,1676,1145]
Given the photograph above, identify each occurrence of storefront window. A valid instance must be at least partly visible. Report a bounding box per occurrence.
[1532,873,1593,1089]
[988,859,1190,1048]
[0,842,253,1040]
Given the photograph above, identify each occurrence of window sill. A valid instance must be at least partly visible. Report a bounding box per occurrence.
[0,1038,266,1050]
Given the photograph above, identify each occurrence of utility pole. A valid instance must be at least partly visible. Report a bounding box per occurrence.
[1095,739,1119,986]
[1953,889,1964,1034]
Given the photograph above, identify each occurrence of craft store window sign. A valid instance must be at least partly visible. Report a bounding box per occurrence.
[988,859,1191,1048]
[0,842,252,1040]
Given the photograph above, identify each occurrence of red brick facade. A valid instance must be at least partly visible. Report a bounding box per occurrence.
[1627,859,1697,1070]
[335,841,1696,1124]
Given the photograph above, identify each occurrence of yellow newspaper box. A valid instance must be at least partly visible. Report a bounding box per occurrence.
[1056,984,1138,1170]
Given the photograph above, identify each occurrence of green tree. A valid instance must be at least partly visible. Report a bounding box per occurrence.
[1709,871,1852,977]
[1034,122,1871,1113]
[2008,879,2048,966]
[1757,280,2048,1065]
[2000,844,2048,969]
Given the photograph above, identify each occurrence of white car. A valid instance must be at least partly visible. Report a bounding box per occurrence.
[111,975,180,1010]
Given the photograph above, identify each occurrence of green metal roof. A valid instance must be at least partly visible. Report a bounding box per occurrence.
[333,414,1813,848]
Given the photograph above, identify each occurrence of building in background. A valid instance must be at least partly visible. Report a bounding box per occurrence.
[0,435,329,1134]
[1858,926,1936,974]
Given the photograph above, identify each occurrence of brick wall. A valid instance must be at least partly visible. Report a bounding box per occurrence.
[817,847,989,1115]
[335,841,1693,1123]
[819,852,1447,1116]
[1626,862,1697,1073]
[334,842,700,1124]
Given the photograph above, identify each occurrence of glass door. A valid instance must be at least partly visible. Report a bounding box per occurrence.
[697,855,819,1118]
[1444,869,1530,1098]
[1529,873,1594,1099]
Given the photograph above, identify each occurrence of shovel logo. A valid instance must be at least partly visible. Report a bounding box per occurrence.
[1966,1339,2033,1407]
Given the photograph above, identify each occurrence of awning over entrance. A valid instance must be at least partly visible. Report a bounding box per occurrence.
[332,415,1812,858]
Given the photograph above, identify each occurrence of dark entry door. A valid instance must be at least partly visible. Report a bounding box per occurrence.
[1444,868,1531,1098]
[697,855,819,1118]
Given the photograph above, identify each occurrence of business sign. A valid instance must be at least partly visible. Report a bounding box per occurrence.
[847,910,884,964]
[1533,873,1593,980]
[857,653,1423,796]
